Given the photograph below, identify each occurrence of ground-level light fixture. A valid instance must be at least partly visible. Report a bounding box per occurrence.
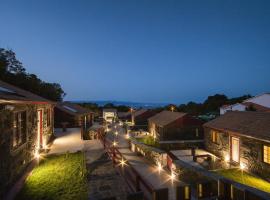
[120,158,127,167]
[240,162,246,170]
[170,171,176,182]
[157,162,162,173]
[225,155,230,162]
[34,149,40,160]
[112,141,118,147]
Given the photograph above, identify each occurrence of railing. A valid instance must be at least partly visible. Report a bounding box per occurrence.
[98,132,167,200]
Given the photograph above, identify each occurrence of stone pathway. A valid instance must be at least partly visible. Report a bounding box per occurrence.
[87,152,130,200]
[107,124,178,200]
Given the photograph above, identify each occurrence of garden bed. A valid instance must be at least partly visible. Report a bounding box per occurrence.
[16,152,88,200]
[135,135,160,148]
[216,168,270,193]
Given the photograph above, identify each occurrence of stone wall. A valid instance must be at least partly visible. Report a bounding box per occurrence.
[130,139,166,166]
[0,103,54,197]
[204,127,270,181]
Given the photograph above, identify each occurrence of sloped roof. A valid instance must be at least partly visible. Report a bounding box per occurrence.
[133,109,148,117]
[0,80,53,104]
[118,112,130,118]
[103,108,117,112]
[242,102,270,112]
[56,102,93,116]
[204,111,270,141]
[148,110,187,126]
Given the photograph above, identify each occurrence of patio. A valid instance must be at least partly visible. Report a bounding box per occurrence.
[170,149,233,171]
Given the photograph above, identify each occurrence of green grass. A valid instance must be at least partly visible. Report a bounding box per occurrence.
[136,136,160,148]
[16,152,88,200]
[216,168,270,193]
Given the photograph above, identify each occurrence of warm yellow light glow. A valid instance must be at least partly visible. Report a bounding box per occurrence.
[34,150,40,160]
[157,162,162,173]
[120,158,127,167]
[42,138,48,150]
[126,134,130,139]
[112,141,118,147]
[115,131,118,136]
[170,171,176,182]
[240,162,246,170]
[171,106,175,112]
[225,155,230,162]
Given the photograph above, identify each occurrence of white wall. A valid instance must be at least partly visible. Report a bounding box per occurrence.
[220,103,246,115]
[245,94,270,108]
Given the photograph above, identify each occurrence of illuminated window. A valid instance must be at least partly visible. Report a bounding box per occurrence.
[211,130,219,144]
[263,145,270,164]
[230,185,234,199]
[198,184,203,198]
[184,186,189,199]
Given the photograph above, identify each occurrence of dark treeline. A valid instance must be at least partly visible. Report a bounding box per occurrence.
[78,102,130,113]
[162,94,252,115]
[79,94,252,116]
[0,48,65,101]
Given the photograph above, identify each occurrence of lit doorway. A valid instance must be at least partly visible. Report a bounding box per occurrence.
[231,137,240,163]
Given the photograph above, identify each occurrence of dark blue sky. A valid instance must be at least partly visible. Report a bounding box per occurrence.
[0,0,269,104]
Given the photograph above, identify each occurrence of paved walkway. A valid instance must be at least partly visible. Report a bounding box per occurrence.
[107,124,178,200]
[50,128,130,200]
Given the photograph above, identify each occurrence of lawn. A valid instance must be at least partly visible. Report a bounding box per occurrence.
[216,168,270,193]
[136,136,160,148]
[16,152,88,200]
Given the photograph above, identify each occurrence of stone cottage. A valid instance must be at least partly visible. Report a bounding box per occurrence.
[148,110,204,141]
[0,80,54,197]
[204,111,270,180]
[54,101,94,128]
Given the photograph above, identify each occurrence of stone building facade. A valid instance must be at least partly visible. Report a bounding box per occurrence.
[0,80,54,197]
[204,111,270,181]
[148,111,204,141]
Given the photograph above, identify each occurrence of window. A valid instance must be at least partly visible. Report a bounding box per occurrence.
[263,145,270,164]
[198,184,203,198]
[13,111,27,148]
[184,186,190,199]
[211,130,219,144]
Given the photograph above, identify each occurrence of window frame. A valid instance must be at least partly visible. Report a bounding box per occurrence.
[211,130,219,144]
[263,145,270,165]
[12,110,27,150]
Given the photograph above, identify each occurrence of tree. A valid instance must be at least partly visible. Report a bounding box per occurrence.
[203,94,228,113]
[0,48,65,101]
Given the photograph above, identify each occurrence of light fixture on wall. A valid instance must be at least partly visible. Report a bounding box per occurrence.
[225,155,230,162]
[157,162,162,173]
[240,162,246,170]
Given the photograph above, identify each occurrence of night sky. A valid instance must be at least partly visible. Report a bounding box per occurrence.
[0,0,269,104]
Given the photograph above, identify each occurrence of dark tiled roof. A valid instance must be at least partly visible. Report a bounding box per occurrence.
[148,110,187,126]
[56,102,93,116]
[103,108,117,112]
[0,80,53,104]
[118,112,130,118]
[242,102,270,112]
[133,109,148,117]
[204,111,270,141]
